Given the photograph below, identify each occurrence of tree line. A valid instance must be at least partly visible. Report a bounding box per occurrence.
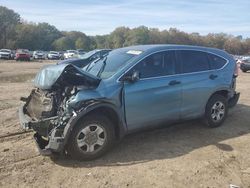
[1,6,250,55]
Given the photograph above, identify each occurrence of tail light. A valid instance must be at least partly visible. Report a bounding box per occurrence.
[233,61,238,78]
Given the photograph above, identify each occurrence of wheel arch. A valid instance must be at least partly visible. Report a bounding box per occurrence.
[210,89,229,99]
[80,105,123,140]
[63,102,126,147]
[202,89,230,114]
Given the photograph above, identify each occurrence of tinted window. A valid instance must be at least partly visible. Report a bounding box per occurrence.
[131,51,176,79]
[208,53,227,69]
[179,50,210,73]
[164,51,176,75]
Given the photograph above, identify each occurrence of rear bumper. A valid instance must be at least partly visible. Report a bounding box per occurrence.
[228,92,240,108]
[34,56,45,59]
[48,56,60,59]
[16,56,30,60]
[18,105,64,155]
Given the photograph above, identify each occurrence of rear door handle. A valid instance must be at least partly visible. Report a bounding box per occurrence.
[169,80,181,86]
[209,74,218,80]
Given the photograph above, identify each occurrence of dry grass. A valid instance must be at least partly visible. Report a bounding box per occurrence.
[0,61,250,188]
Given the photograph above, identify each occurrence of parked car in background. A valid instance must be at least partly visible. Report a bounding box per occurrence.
[58,49,111,68]
[240,57,250,72]
[33,51,46,60]
[19,45,239,160]
[0,49,12,59]
[10,50,15,59]
[29,51,34,59]
[79,49,111,60]
[64,50,77,59]
[15,49,30,61]
[47,51,61,60]
[59,51,65,60]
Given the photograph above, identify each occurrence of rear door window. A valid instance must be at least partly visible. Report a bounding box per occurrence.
[208,53,227,69]
[178,50,210,73]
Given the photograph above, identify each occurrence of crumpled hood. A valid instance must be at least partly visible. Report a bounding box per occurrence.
[57,58,89,68]
[33,64,101,90]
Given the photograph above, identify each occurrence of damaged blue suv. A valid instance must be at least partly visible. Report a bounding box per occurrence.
[19,45,240,160]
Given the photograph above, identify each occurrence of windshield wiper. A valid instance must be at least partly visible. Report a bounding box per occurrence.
[97,57,107,77]
[84,57,101,72]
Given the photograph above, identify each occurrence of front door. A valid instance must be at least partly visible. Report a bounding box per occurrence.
[123,51,182,131]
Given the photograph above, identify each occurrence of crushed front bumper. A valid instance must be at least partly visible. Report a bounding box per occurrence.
[18,105,64,155]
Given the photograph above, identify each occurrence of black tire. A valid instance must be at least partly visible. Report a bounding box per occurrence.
[204,94,228,128]
[67,115,115,160]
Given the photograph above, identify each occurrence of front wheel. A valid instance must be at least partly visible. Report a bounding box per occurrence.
[67,115,115,160]
[204,94,228,128]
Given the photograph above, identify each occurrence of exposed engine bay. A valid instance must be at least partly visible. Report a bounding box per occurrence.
[22,86,77,137]
[19,64,102,154]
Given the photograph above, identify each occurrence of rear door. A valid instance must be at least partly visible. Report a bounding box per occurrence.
[176,50,216,119]
[123,51,182,131]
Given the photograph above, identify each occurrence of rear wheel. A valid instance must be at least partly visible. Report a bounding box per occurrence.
[204,94,228,128]
[67,115,115,160]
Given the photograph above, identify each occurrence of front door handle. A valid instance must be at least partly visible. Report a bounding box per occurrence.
[209,74,218,80]
[169,80,181,86]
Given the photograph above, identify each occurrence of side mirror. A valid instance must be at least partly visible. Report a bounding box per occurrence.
[121,71,140,82]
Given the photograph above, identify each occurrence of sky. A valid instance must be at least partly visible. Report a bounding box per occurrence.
[1,0,250,37]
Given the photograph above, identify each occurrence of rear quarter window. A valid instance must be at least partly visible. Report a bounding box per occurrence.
[208,53,227,69]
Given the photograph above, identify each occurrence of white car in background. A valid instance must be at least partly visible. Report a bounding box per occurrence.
[47,51,61,60]
[64,50,77,59]
[0,49,12,60]
[33,50,46,59]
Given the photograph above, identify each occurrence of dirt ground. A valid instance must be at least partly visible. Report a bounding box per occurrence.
[0,60,250,188]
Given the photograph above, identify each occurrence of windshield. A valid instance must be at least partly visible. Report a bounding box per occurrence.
[245,58,250,63]
[83,49,140,79]
[50,51,58,54]
[0,49,11,53]
[68,50,76,53]
[79,50,98,59]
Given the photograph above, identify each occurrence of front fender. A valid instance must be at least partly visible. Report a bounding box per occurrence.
[62,101,126,148]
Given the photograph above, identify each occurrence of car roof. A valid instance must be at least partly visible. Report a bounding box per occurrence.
[0,49,11,51]
[120,44,223,53]
[115,44,231,60]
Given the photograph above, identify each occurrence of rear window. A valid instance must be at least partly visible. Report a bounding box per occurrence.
[17,49,29,53]
[208,53,227,69]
